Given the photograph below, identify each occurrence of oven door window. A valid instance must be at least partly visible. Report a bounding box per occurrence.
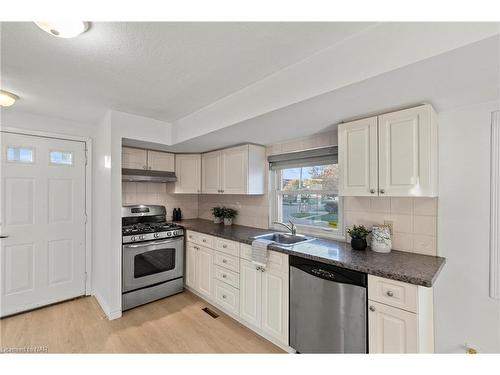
[134,248,176,278]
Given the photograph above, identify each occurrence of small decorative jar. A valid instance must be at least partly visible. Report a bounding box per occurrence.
[371,225,392,253]
[224,217,233,226]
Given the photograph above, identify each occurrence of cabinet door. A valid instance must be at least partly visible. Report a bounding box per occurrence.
[174,154,201,193]
[196,246,214,300]
[338,117,378,196]
[261,268,289,344]
[378,105,436,196]
[185,243,197,289]
[368,301,417,353]
[122,147,147,170]
[147,150,175,172]
[202,151,221,194]
[221,145,248,194]
[239,259,262,328]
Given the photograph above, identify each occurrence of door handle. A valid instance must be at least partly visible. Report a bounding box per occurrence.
[0,235,9,239]
[125,239,180,248]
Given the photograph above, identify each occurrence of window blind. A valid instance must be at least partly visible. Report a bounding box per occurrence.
[268,146,338,170]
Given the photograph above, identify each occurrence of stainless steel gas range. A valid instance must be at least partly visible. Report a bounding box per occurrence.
[122,205,184,311]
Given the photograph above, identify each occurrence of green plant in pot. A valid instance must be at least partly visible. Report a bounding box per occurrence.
[211,206,224,224]
[221,207,238,226]
[346,225,371,251]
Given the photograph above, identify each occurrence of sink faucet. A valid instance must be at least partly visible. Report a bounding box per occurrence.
[273,220,297,235]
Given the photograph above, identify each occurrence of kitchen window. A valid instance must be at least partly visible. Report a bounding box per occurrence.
[269,146,342,238]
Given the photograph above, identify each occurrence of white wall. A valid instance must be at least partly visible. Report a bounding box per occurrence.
[91,110,174,318]
[434,100,500,353]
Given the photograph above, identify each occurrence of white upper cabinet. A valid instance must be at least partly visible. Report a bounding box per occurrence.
[378,105,438,197]
[201,144,265,195]
[122,147,148,170]
[338,116,378,196]
[122,147,174,172]
[338,104,438,197]
[202,151,222,194]
[147,150,175,172]
[221,145,248,194]
[174,154,201,193]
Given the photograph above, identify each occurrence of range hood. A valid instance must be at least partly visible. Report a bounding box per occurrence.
[122,168,177,183]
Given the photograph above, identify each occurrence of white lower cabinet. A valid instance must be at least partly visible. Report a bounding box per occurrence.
[196,246,214,299]
[239,259,262,328]
[367,275,434,353]
[214,280,240,315]
[368,301,417,353]
[239,258,289,345]
[185,242,214,300]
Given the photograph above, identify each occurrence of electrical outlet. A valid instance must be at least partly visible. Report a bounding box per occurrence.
[384,220,394,234]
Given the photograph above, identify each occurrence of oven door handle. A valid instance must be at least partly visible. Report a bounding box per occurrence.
[124,238,181,248]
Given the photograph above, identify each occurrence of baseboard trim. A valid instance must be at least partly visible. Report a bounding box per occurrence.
[93,291,122,320]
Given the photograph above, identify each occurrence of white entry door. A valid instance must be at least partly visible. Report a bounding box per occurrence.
[0,132,87,317]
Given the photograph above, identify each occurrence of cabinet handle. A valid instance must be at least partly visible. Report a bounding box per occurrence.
[222,274,227,278]
[386,290,394,297]
[194,246,199,250]
[222,259,227,263]
[222,294,227,299]
[222,244,227,248]
[380,189,385,194]
[369,306,376,312]
[202,239,206,243]
[370,189,375,194]
[149,166,152,170]
[143,165,147,170]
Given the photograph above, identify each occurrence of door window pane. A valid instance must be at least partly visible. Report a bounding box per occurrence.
[6,147,34,163]
[50,151,73,165]
[134,248,176,278]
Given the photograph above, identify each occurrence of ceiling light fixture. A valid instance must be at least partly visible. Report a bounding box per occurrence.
[0,90,19,107]
[34,21,89,38]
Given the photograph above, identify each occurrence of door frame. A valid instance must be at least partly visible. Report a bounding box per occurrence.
[0,126,93,296]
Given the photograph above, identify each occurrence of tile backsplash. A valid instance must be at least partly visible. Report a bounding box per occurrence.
[344,197,438,256]
[122,182,198,221]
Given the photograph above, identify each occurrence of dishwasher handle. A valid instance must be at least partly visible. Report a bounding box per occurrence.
[290,255,367,287]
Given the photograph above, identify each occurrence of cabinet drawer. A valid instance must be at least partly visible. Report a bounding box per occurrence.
[368,275,417,313]
[214,251,239,273]
[186,231,214,248]
[214,280,240,315]
[240,244,288,273]
[214,238,239,257]
[214,265,240,289]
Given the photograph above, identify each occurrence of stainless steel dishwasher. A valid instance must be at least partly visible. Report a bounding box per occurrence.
[289,255,368,353]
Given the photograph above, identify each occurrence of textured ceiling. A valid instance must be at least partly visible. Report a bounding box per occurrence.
[0,22,375,123]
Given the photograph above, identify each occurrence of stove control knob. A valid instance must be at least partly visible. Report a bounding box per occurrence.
[167,232,172,237]
[139,235,144,241]
[131,236,136,242]
[154,233,159,239]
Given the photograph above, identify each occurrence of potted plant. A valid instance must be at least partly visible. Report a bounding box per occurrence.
[346,225,371,251]
[221,207,238,226]
[211,206,224,224]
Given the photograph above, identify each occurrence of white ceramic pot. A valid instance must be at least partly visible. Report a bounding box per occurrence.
[214,217,222,224]
[224,218,233,226]
[371,225,392,253]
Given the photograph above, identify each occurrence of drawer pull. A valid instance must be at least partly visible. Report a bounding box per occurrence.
[222,274,227,278]
[222,244,227,248]
[222,259,227,263]
[369,306,376,312]
[386,290,394,297]
[202,239,207,242]
[194,246,199,250]
[222,294,227,299]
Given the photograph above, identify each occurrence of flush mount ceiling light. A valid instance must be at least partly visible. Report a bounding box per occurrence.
[0,90,19,107]
[34,21,89,38]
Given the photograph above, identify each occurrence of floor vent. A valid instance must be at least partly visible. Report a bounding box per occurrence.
[202,307,219,319]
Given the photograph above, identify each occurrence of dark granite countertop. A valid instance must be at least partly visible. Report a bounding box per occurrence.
[178,219,445,287]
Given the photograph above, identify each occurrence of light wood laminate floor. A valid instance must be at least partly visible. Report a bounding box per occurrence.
[0,291,283,353]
